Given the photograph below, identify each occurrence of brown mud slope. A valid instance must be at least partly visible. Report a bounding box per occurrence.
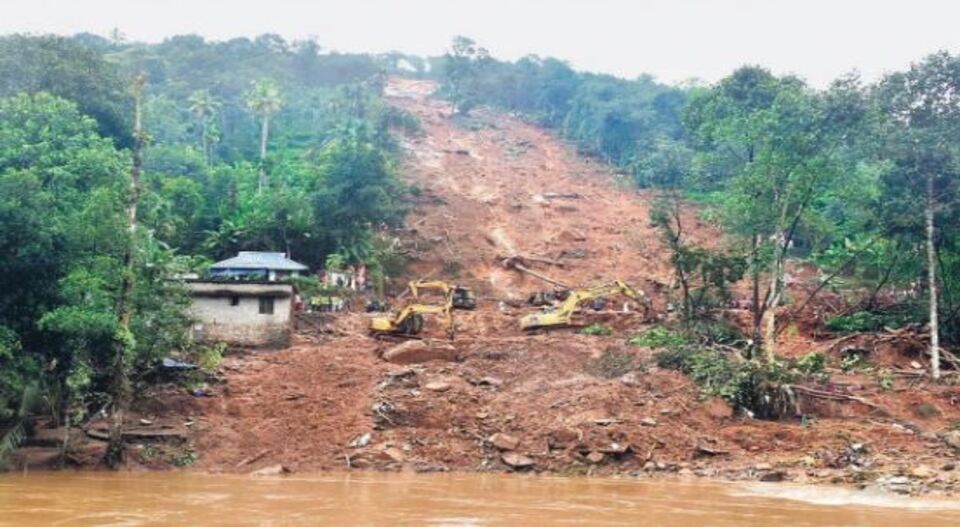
[179,79,960,494]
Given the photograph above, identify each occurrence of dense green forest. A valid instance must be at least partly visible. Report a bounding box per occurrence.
[1,32,959,463]
[0,33,420,460]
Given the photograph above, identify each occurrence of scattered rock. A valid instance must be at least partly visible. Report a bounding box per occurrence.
[586,451,605,464]
[250,464,290,477]
[911,465,936,479]
[139,418,153,426]
[351,432,372,448]
[477,376,503,387]
[640,417,658,427]
[380,447,406,464]
[425,381,451,392]
[599,443,631,455]
[942,431,960,452]
[694,445,728,458]
[754,463,773,471]
[914,403,942,418]
[546,428,581,449]
[382,341,457,365]
[489,433,520,451]
[619,372,641,387]
[501,452,535,469]
[759,470,788,482]
[877,475,912,494]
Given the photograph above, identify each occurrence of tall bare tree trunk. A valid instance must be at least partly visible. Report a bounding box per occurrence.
[201,122,210,166]
[926,172,941,380]
[749,234,763,356]
[105,73,146,467]
[258,114,270,192]
[763,231,787,361]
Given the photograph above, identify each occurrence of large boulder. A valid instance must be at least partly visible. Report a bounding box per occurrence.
[489,433,520,451]
[382,340,458,365]
[501,452,535,469]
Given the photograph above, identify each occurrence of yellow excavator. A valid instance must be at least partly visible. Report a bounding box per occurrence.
[520,280,646,330]
[369,280,476,338]
[408,280,477,310]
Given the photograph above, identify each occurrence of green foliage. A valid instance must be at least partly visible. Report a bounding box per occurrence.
[0,35,132,145]
[875,369,894,391]
[656,345,814,419]
[795,352,828,376]
[194,343,226,374]
[629,326,689,348]
[825,311,886,333]
[580,324,614,336]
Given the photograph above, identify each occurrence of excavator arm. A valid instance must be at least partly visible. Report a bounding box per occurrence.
[409,279,477,310]
[520,280,644,330]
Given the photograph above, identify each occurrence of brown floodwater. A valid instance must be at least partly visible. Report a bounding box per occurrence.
[1,471,959,526]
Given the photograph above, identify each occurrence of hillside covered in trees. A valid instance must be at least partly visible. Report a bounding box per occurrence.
[1,32,959,485]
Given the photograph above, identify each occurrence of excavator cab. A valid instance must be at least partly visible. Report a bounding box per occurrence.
[451,286,477,310]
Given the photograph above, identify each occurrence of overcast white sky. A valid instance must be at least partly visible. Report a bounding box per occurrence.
[4,0,960,86]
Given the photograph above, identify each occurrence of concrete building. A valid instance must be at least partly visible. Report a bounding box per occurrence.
[208,251,308,281]
[186,281,296,347]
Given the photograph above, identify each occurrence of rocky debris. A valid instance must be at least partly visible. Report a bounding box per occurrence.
[876,475,913,495]
[942,430,960,452]
[379,447,406,464]
[758,470,788,482]
[914,403,942,418]
[599,443,631,455]
[501,452,535,469]
[586,451,605,464]
[694,444,728,458]
[249,464,290,476]
[546,428,581,450]
[469,376,503,388]
[381,340,457,365]
[351,432,372,448]
[910,465,937,479]
[489,433,520,451]
[640,417,658,427]
[425,381,451,392]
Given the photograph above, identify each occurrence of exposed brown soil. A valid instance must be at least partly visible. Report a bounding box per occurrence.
[24,78,960,496]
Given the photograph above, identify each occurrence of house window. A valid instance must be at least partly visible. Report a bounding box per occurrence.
[229,296,240,306]
[258,297,274,315]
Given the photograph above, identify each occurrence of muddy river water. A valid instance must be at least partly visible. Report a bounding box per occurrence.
[1,472,960,526]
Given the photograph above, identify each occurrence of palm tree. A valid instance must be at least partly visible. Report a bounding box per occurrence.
[187,89,220,164]
[245,80,283,191]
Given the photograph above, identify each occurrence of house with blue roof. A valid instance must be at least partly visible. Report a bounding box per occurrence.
[208,251,308,282]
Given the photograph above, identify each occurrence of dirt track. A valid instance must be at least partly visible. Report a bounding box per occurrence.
[174,80,960,494]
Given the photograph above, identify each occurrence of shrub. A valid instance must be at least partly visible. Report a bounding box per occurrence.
[795,352,827,376]
[629,326,688,348]
[825,311,885,332]
[580,324,613,336]
[655,346,818,419]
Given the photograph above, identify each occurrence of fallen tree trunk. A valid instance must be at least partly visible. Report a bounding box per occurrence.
[502,257,570,289]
